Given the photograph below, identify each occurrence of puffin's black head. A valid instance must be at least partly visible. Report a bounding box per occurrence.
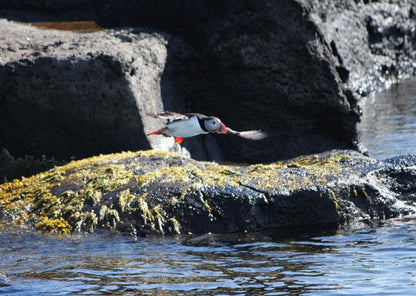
[203,117,227,134]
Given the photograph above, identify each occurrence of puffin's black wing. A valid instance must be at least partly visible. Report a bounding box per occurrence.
[227,127,269,140]
[183,113,211,120]
[146,111,192,123]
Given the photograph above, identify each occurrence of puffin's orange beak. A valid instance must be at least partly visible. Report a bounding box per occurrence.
[217,122,227,134]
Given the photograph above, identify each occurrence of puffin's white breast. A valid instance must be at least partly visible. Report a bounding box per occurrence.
[165,116,208,138]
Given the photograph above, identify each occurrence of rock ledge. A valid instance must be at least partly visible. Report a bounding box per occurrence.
[1,149,415,235]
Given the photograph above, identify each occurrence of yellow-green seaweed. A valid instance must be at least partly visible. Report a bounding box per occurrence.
[34,216,72,234]
[0,149,355,234]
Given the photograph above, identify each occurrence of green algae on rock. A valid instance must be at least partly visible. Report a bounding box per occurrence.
[1,149,415,235]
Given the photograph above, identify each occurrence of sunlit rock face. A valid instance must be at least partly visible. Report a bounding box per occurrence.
[307,0,416,96]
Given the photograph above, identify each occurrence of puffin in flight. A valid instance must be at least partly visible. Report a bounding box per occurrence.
[147,111,268,144]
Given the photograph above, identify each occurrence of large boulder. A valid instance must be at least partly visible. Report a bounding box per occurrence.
[93,0,361,162]
[0,20,197,163]
[0,0,360,168]
[1,149,415,235]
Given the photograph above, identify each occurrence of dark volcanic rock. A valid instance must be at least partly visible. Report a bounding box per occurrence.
[92,0,361,162]
[1,150,415,235]
[307,0,416,96]
[0,0,415,166]
[0,20,197,162]
[0,1,359,165]
[0,147,63,181]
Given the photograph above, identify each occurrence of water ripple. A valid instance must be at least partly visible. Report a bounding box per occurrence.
[1,218,416,295]
[358,79,416,159]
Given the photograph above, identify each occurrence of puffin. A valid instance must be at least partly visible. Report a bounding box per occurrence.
[147,111,268,144]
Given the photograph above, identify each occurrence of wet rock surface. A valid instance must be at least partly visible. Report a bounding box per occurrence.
[1,150,415,236]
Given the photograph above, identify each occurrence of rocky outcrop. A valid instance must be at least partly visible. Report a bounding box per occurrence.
[307,0,416,96]
[1,149,415,235]
[0,0,360,167]
[0,0,414,170]
[0,20,197,164]
[92,0,361,162]
[0,147,62,181]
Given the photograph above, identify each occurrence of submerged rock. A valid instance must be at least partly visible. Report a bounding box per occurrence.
[0,149,414,236]
[0,272,10,287]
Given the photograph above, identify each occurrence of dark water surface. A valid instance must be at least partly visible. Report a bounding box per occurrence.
[1,79,416,295]
[358,79,416,160]
[1,218,416,296]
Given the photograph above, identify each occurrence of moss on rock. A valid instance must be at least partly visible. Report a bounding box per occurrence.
[1,149,414,235]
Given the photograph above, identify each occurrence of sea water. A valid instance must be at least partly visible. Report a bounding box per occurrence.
[1,219,415,295]
[358,79,416,160]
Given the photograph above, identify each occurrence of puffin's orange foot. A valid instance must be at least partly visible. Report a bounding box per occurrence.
[147,128,168,136]
[174,137,184,144]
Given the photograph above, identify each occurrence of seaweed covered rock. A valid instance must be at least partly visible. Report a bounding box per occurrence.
[1,149,415,235]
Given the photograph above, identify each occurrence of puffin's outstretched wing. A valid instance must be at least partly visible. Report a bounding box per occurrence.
[146,111,191,123]
[226,127,269,140]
